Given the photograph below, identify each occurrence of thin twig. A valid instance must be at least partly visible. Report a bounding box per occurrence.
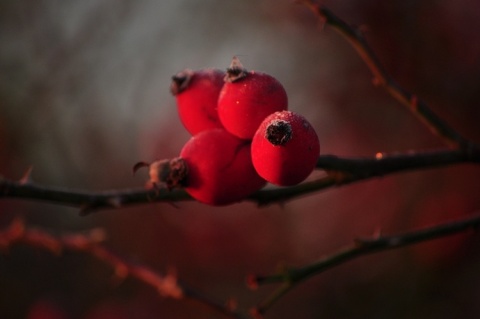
[297,0,471,148]
[250,211,480,314]
[317,148,480,176]
[0,219,247,319]
[1,148,479,212]
[0,177,193,215]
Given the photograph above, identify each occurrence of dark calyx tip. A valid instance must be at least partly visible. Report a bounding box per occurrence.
[225,56,248,83]
[151,157,188,190]
[162,157,188,189]
[170,69,194,95]
[265,120,292,146]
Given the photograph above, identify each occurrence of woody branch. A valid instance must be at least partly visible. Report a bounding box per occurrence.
[1,148,479,213]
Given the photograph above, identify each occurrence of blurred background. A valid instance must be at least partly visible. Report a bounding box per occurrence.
[1,0,480,318]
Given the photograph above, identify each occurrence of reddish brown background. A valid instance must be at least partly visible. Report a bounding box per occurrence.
[1,1,480,318]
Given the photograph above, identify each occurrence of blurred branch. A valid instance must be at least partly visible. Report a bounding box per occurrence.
[0,219,247,319]
[250,211,480,315]
[1,148,479,212]
[297,0,472,148]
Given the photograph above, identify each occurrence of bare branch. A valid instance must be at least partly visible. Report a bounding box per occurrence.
[1,148,479,212]
[0,220,247,319]
[297,0,472,148]
[0,177,192,214]
[317,148,480,175]
[250,211,480,314]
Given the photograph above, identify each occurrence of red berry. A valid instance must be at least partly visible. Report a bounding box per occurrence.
[217,57,288,140]
[150,129,266,205]
[251,111,320,186]
[171,68,225,135]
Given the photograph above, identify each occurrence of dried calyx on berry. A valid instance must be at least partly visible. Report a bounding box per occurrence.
[170,69,194,95]
[265,119,293,146]
[134,158,188,190]
[224,56,248,82]
[151,157,188,190]
[218,56,288,140]
[170,68,225,135]
[251,110,320,186]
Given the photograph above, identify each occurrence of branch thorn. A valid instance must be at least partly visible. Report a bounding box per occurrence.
[410,94,418,111]
[246,274,259,290]
[372,77,382,87]
[19,166,33,185]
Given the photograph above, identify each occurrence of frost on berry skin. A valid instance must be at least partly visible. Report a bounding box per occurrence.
[170,68,225,135]
[217,57,288,140]
[177,129,266,206]
[251,111,320,186]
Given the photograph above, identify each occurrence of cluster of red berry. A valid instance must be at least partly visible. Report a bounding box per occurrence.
[143,57,320,206]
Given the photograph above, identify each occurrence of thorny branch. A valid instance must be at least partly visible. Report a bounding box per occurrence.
[297,0,473,148]
[249,211,480,315]
[0,220,247,319]
[1,148,479,213]
[0,177,193,215]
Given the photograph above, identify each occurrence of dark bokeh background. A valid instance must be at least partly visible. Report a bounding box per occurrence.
[1,1,480,318]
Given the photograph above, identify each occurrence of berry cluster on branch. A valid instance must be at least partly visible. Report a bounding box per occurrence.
[0,0,479,318]
[137,57,320,206]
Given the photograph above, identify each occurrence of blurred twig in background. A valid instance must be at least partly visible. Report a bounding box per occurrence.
[250,211,480,314]
[0,219,247,319]
[297,0,473,148]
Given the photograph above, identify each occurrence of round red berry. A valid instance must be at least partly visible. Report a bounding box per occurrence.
[182,129,266,205]
[217,57,288,140]
[171,68,225,135]
[251,111,320,186]
[150,129,266,205]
